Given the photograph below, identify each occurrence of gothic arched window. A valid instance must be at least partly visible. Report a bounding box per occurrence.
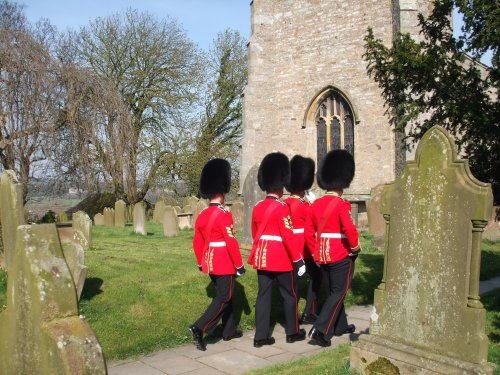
[315,91,354,161]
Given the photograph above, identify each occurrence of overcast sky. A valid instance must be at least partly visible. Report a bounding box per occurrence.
[21,0,251,51]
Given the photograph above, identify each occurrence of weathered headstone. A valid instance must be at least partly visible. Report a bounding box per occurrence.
[366,184,386,248]
[93,213,104,226]
[73,211,92,249]
[103,207,114,227]
[0,170,25,270]
[183,204,193,214]
[133,201,147,236]
[178,213,193,230]
[0,224,107,374]
[114,200,126,227]
[192,200,208,225]
[163,206,179,237]
[182,196,199,210]
[230,201,244,232]
[173,205,182,215]
[242,164,266,246]
[164,196,178,207]
[483,206,499,241]
[152,199,166,224]
[350,126,495,374]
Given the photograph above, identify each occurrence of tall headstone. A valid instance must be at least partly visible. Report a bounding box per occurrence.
[153,199,166,224]
[350,126,495,374]
[230,202,244,232]
[163,206,179,237]
[114,200,126,227]
[0,170,25,270]
[0,224,107,374]
[192,200,208,226]
[367,184,386,248]
[183,204,193,214]
[242,164,266,246]
[103,207,114,227]
[178,213,193,230]
[93,213,104,226]
[133,201,147,236]
[73,211,92,249]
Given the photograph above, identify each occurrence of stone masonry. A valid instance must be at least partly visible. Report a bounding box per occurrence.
[241,0,432,201]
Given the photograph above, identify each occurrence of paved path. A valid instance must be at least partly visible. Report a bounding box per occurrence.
[108,278,500,375]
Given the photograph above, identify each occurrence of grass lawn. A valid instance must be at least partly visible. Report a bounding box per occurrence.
[0,227,499,366]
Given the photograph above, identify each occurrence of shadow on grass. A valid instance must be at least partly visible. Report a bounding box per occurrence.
[81,277,104,300]
[350,253,384,305]
[203,277,251,338]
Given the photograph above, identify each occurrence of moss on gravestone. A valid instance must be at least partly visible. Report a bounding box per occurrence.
[366,357,400,375]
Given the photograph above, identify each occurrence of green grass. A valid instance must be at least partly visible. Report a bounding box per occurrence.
[483,290,500,374]
[247,343,357,375]
[0,229,498,364]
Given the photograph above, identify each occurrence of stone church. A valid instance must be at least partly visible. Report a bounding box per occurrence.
[240,0,433,204]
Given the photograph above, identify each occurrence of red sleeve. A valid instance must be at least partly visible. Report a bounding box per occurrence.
[339,201,359,250]
[304,204,317,255]
[279,204,302,262]
[251,205,258,241]
[221,212,244,268]
[192,216,205,266]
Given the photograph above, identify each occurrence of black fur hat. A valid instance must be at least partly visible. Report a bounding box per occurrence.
[317,149,355,190]
[286,155,315,193]
[199,158,231,198]
[258,152,290,192]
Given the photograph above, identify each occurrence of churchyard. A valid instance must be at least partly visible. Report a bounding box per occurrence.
[0,224,498,370]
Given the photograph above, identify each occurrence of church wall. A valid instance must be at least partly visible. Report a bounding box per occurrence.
[241,0,419,198]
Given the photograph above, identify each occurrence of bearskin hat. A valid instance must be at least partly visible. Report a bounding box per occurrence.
[199,158,231,198]
[317,149,355,190]
[257,152,290,192]
[285,155,315,194]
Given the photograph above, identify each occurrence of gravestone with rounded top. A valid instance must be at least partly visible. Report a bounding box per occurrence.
[163,206,179,237]
[153,199,166,224]
[350,126,495,374]
[93,213,104,226]
[103,207,114,227]
[192,200,208,225]
[242,164,266,246]
[114,200,126,227]
[133,201,147,236]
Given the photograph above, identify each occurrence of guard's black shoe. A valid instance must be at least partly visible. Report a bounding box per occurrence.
[188,324,206,351]
[223,330,243,341]
[335,324,356,336]
[286,328,306,343]
[253,337,275,348]
[300,314,317,324]
[308,327,331,347]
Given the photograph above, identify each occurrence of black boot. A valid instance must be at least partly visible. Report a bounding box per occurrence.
[286,328,306,343]
[188,324,206,351]
[308,327,331,347]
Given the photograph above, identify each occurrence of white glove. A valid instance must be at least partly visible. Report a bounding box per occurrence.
[297,265,306,276]
[305,190,316,203]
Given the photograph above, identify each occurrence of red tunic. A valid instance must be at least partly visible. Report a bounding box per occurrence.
[193,204,244,275]
[304,193,359,264]
[284,195,313,259]
[247,196,302,272]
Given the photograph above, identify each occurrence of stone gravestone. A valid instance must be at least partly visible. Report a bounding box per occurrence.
[153,199,166,224]
[242,164,266,247]
[230,201,244,232]
[163,206,179,237]
[133,201,147,236]
[183,204,193,214]
[73,211,92,249]
[173,205,182,215]
[0,170,25,270]
[483,206,499,241]
[114,200,126,227]
[350,126,495,374]
[93,213,104,226]
[367,184,386,248]
[0,223,107,374]
[192,200,208,226]
[103,207,114,227]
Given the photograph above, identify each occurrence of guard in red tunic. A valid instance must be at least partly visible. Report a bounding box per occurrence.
[284,155,322,325]
[189,159,246,351]
[305,150,360,347]
[247,152,307,347]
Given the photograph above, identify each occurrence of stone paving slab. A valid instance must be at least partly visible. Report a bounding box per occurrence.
[198,349,273,375]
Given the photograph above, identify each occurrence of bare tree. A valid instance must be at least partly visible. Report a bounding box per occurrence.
[66,9,203,203]
[0,1,60,202]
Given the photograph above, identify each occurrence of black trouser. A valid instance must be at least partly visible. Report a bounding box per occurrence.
[313,257,354,340]
[302,257,323,317]
[255,270,300,340]
[194,274,236,337]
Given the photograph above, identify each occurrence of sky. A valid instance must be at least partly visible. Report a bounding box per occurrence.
[20,1,491,64]
[21,0,251,51]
